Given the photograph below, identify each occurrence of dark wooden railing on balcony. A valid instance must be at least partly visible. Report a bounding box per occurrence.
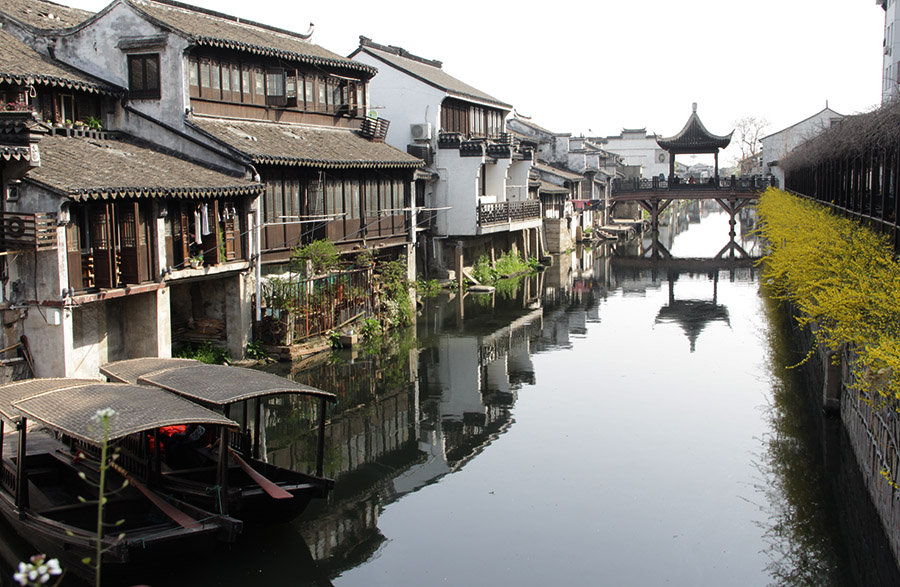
[0,212,57,250]
[612,175,776,195]
[478,201,542,226]
[360,117,390,142]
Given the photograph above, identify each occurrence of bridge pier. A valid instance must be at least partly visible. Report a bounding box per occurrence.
[638,198,673,233]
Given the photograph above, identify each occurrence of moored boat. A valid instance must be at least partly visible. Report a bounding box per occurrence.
[0,379,243,582]
[101,358,337,523]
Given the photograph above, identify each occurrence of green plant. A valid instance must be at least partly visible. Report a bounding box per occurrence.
[378,259,413,328]
[86,116,102,131]
[415,278,442,297]
[291,239,340,276]
[174,341,231,364]
[360,317,382,341]
[262,276,294,310]
[473,255,494,284]
[246,340,268,360]
[326,329,341,349]
[354,248,374,268]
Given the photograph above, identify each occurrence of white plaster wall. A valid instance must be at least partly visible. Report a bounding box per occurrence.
[434,150,483,236]
[603,133,668,178]
[506,160,531,202]
[761,109,843,187]
[485,355,510,395]
[53,3,190,127]
[48,4,244,172]
[437,336,482,420]
[883,1,900,103]
[484,159,508,202]
[352,52,445,152]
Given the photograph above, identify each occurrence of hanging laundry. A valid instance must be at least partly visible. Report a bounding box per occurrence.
[201,203,211,236]
[193,208,202,245]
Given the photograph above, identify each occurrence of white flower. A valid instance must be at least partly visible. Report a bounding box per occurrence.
[12,555,61,586]
[91,407,117,424]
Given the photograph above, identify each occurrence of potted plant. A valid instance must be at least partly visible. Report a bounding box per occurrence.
[189,254,203,269]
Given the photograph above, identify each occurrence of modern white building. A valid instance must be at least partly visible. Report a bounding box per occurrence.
[596,128,669,179]
[880,0,900,103]
[760,107,844,188]
[350,38,541,277]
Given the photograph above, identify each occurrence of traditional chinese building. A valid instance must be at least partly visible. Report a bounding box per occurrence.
[350,37,541,279]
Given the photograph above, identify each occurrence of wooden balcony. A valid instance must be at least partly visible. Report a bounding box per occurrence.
[360,117,390,142]
[0,212,57,250]
[478,201,542,226]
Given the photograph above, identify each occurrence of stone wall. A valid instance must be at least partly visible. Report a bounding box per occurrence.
[839,348,900,567]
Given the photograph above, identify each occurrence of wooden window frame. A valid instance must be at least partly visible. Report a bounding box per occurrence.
[128,53,161,100]
[265,68,286,107]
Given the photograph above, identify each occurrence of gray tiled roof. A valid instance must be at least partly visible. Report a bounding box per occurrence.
[0,0,93,30]
[354,39,512,110]
[533,162,583,182]
[657,105,732,153]
[0,28,117,94]
[189,117,423,170]
[130,0,375,76]
[26,132,263,200]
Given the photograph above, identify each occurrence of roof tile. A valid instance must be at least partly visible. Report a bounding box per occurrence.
[26,132,262,200]
[190,117,423,170]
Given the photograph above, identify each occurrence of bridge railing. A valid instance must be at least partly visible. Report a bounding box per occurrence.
[612,175,777,195]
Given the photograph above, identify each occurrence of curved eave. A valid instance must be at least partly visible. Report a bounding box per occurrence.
[0,72,120,96]
[195,37,377,77]
[656,133,733,153]
[250,155,423,170]
[0,146,31,161]
[65,184,263,202]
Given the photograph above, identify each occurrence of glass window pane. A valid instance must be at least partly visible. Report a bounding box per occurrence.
[200,61,210,88]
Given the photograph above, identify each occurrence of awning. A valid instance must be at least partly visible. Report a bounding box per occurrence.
[101,358,336,406]
[0,378,97,422]
[11,381,238,444]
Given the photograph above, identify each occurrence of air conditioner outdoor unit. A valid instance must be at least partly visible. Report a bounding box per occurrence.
[410,123,432,141]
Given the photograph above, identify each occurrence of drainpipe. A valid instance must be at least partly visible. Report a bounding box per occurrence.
[253,207,262,323]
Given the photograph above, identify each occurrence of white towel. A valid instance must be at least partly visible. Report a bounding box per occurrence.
[201,203,210,236]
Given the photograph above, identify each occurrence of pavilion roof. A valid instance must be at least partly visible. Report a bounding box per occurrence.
[657,104,732,154]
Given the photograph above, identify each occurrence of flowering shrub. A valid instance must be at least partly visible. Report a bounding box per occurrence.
[757,188,900,406]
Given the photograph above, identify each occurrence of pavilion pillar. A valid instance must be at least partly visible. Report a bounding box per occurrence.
[714,151,719,184]
[668,152,675,182]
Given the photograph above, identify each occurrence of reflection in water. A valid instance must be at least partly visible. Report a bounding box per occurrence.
[124,206,899,586]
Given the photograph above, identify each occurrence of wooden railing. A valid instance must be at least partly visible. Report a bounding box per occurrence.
[612,175,776,195]
[478,201,542,226]
[0,212,57,250]
[360,117,390,142]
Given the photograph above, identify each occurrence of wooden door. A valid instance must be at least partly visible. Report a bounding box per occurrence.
[118,201,150,284]
[201,200,220,265]
[65,222,82,292]
[90,203,116,289]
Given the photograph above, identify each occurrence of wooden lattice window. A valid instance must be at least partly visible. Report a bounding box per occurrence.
[128,54,160,100]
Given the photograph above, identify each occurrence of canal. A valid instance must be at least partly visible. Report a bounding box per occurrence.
[143,203,898,586]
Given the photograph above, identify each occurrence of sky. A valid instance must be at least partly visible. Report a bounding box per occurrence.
[61,0,885,164]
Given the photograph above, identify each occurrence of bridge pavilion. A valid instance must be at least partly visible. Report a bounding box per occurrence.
[657,103,733,184]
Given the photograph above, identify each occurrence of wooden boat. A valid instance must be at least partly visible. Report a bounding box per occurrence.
[101,358,337,523]
[0,379,243,582]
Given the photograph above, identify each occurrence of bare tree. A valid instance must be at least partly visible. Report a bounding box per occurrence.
[733,116,769,162]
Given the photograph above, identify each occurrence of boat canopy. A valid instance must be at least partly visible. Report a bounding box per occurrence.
[101,358,337,406]
[11,382,238,444]
[0,378,97,423]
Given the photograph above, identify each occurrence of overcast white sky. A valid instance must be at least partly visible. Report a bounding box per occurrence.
[62,0,885,162]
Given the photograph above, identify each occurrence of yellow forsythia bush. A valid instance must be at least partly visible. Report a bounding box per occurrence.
[757,188,900,404]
